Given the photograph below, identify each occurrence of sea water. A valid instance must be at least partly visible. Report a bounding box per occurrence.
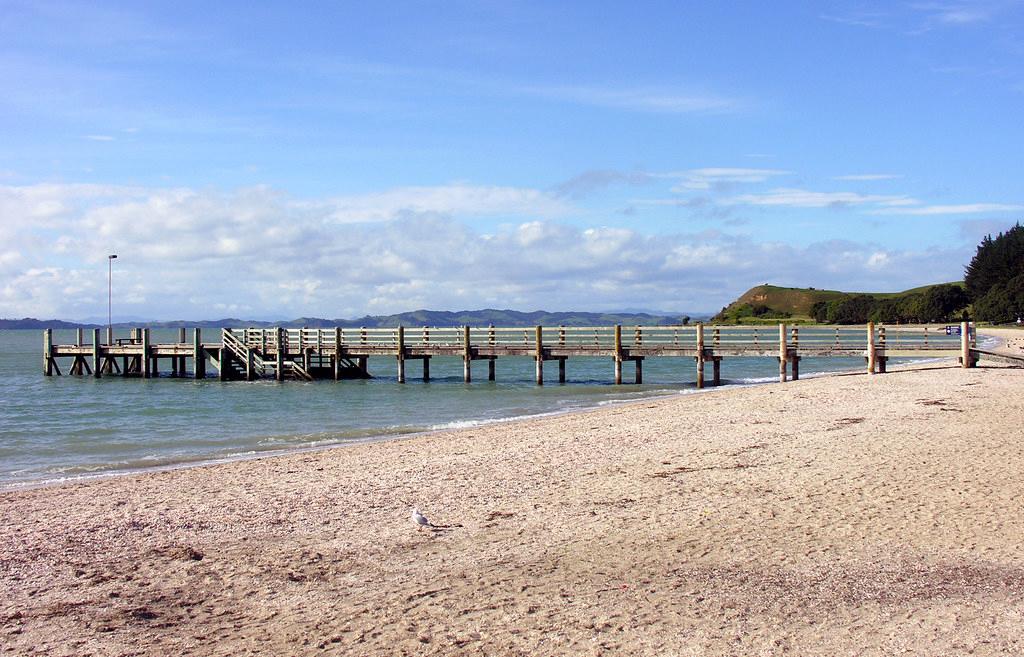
[0,328,929,488]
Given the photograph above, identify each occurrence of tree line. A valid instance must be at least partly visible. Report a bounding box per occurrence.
[964,223,1024,323]
[810,284,968,324]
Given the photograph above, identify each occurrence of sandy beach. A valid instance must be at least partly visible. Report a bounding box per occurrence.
[2,357,1024,656]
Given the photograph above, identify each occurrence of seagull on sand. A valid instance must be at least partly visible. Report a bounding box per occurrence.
[411,507,434,530]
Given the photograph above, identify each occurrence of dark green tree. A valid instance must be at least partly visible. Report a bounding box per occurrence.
[965,223,1024,321]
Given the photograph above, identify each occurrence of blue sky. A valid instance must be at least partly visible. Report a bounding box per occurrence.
[1,1,1022,319]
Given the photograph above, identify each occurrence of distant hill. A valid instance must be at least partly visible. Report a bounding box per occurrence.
[713,283,966,324]
[2,309,698,330]
[0,318,99,330]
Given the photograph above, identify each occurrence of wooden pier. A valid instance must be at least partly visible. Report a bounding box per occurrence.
[43,322,978,387]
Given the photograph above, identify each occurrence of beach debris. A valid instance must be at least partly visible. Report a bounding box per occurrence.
[411,507,434,530]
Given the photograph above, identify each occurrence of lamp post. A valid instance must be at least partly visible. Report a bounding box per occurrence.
[107,254,117,344]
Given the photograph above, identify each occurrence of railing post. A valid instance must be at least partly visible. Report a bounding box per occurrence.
[559,325,565,346]
[614,324,623,385]
[92,328,102,378]
[778,323,788,383]
[43,329,53,376]
[463,325,472,383]
[866,322,876,375]
[397,325,406,383]
[696,322,705,389]
[194,328,206,379]
[535,325,543,386]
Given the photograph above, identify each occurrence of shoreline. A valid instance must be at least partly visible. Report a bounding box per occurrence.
[1,357,912,494]
[3,359,1023,654]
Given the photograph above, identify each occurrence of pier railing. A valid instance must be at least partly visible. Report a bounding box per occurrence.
[225,324,966,352]
[43,322,977,385]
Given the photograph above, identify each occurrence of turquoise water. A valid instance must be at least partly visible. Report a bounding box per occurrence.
[0,328,918,488]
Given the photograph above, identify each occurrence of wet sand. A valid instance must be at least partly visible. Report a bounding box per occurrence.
[2,360,1023,656]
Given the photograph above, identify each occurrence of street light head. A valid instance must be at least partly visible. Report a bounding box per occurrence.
[109,254,118,259]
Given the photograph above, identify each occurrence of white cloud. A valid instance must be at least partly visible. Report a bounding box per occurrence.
[833,174,904,181]
[723,187,912,208]
[83,135,115,141]
[670,168,790,191]
[525,84,741,114]
[872,202,1024,215]
[0,183,974,319]
[316,184,572,223]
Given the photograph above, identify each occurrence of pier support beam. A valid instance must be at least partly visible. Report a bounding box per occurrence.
[791,355,800,381]
[614,324,623,385]
[194,328,206,379]
[867,322,877,375]
[961,321,976,368]
[535,326,544,386]
[635,358,643,385]
[463,325,472,383]
[141,329,151,379]
[558,358,566,384]
[397,326,406,383]
[712,358,721,386]
[487,358,495,381]
[92,328,102,378]
[332,327,341,381]
[274,328,284,382]
[358,357,369,376]
[423,357,430,382]
[43,329,53,376]
[778,323,788,383]
[695,323,705,389]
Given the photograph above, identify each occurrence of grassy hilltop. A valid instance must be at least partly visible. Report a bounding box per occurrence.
[713,283,967,324]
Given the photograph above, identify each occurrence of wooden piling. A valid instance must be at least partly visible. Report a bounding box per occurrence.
[43,329,53,376]
[397,325,406,384]
[141,329,151,379]
[635,358,643,385]
[422,356,430,382]
[334,327,342,381]
[961,321,973,368]
[535,325,543,386]
[614,324,623,385]
[558,358,566,383]
[194,328,206,379]
[778,323,788,383]
[487,358,495,381]
[274,328,283,381]
[218,330,229,381]
[695,323,705,389]
[91,328,101,378]
[463,325,472,383]
[866,322,876,375]
[712,358,721,386]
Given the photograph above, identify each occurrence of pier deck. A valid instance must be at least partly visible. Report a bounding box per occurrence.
[44,322,978,387]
